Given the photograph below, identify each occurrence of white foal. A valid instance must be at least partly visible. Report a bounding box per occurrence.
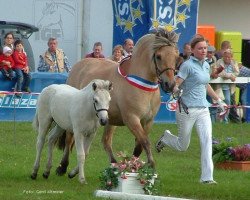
[31,79,112,184]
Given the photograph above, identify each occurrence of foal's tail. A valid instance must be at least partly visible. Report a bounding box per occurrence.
[32,112,39,132]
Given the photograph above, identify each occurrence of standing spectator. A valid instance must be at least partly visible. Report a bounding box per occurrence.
[206,45,218,123]
[109,45,124,63]
[179,42,192,61]
[85,42,105,58]
[236,63,250,122]
[155,35,227,184]
[215,40,231,60]
[12,39,31,95]
[216,49,239,123]
[0,46,15,80]
[37,37,71,72]
[123,38,134,57]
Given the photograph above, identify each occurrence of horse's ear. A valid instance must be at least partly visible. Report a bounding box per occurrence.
[92,82,97,91]
[108,81,113,91]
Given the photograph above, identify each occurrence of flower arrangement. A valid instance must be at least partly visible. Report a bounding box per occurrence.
[99,151,157,195]
[212,137,250,163]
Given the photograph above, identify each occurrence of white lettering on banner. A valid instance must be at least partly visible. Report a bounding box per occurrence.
[118,2,129,15]
[0,94,38,108]
[20,99,29,106]
[158,0,176,24]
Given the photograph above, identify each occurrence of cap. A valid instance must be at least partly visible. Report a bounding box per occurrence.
[207,45,215,52]
[3,46,12,54]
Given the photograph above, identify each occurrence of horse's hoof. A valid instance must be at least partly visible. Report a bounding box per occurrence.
[79,179,87,184]
[68,172,76,179]
[30,173,37,180]
[56,166,67,176]
[42,172,50,179]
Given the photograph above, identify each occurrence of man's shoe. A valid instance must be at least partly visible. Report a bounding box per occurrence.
[155,130,171,153]
[15,92,22,98]
[23,87,31,93]
[202,180,217,185]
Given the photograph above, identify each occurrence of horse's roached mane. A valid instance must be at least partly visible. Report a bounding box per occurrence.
[152,28,179,51]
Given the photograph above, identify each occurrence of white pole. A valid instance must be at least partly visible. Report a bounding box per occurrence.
[94,190,194,200]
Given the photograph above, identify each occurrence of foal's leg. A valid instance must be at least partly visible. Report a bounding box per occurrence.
[56,132,74,176]
[102,125,117,163]
[43,125,65,179]
[31,120,52,179]
[73,132,86,184]
[68,131,96,180]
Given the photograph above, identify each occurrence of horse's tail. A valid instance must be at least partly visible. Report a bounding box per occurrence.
[32,112,39,132]
[57,131,66,150]
[55,131,75,151]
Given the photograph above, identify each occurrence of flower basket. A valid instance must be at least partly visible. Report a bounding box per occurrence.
[99,152,158,195]
[216,161,250,171]
[212,137,250,171]
[112,172,157,194]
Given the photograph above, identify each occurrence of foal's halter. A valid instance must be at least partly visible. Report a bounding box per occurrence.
[93,100,108,118]
[153,53,176,82]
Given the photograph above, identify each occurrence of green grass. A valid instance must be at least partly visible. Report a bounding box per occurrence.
[0,122,250,200]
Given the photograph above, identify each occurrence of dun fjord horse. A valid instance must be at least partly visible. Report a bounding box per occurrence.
[56,29,179,175]
[31,80,112,183]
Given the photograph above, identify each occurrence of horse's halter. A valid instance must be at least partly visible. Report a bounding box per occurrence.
[153,52,176,82]
[93,99,109,118]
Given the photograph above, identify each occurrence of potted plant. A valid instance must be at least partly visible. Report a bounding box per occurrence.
[99,151,158,195]
[212,137,250,171]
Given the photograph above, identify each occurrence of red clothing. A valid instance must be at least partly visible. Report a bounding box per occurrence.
[85,52,105,58]
[12,50,28,69]
[0,54,15,70]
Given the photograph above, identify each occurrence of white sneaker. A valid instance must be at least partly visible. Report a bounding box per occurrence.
[201,180,217,185]
[155,130,171,153]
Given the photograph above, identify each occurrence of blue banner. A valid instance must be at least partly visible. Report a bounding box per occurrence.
[112,0,199,50]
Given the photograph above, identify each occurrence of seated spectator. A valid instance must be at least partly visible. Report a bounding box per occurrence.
[37,37,71,72]
[179,42,191,61]
[0,32,15,54]
[123,38,134,57]
[85,42,105,58]
[12,39,31,95]
[109,45,124,63]
[0,46,15,80]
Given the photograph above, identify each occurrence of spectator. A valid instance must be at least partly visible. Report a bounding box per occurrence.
[12,39,31,95]
[0,32,15,54]
[109,45,124,63]
[0,46,15,80]
[179,42,192,61]
[85,42,105,58]
[216,49,239,123]
[206,45,218,123]
[215,40,231,60]
[37,37,71,72]
[236,63,250,122]
[123,38,134,57]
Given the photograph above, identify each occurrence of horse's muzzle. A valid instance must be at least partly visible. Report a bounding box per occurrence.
[160,81,175,93]
[100,118,108,126]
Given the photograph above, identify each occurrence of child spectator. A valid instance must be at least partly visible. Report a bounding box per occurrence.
[12,39,31,95]
[0,46,15,80]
